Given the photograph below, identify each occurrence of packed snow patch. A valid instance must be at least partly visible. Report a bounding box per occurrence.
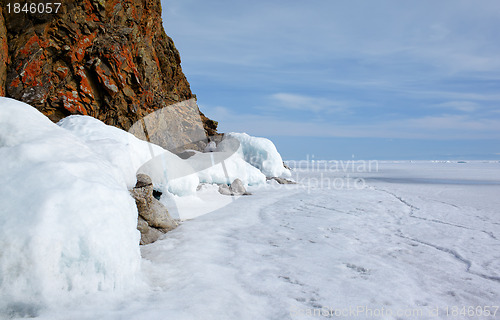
[0,98,141,316]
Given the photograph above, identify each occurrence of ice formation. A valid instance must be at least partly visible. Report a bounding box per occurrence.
[218,132,291,178]
[0,98,141,316]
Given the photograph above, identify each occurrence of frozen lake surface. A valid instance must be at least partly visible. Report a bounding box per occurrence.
[35,162,500,320]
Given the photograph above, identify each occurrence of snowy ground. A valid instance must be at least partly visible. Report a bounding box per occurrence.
[24,162,500,319]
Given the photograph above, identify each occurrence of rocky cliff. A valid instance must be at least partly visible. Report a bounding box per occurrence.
[0,0,217,146]
[0,6,7,96]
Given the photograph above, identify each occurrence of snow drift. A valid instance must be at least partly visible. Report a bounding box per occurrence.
[0,98,141,316]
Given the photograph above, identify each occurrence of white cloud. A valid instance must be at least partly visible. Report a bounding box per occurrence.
[269,93,349,113]
[433,101,479,112]
[402,90,500,102]
[403,114,498,131]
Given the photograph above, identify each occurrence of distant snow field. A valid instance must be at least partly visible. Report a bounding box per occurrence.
[1,98,499,320]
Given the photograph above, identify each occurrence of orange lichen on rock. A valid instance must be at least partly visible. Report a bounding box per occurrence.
[76,67,94,98]
[20,56,45,87]
[59,90,88,115]
[71,33,97,63]
[10,77,20,89]
[0,6,8,96]
[93,58,119,96]
[56,66,69,80]
[19,34,49,56]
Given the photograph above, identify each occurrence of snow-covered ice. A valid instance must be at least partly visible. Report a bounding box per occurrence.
[23,160,500,320]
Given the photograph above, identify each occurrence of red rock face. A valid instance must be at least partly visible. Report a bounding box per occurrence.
[0,0,216,138]
[0,6,8,96]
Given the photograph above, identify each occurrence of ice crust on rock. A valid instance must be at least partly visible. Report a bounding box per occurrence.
[218,178,251,196]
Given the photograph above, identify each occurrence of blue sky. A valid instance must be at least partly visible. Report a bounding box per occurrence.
[162,0,500,160]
